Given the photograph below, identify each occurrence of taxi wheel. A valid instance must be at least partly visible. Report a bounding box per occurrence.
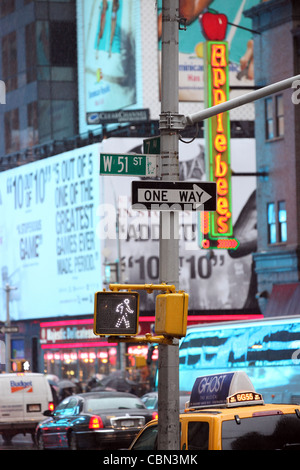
[68,432,79,450]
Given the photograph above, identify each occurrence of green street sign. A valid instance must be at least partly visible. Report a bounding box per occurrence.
[143,136,161,155]
[100,153,158,177]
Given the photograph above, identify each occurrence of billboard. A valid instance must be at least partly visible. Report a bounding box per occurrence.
[0,135,257,321]
[0,144,102,321]
[100,137,257,312]
[157,0,260,102]
[76,0,260,133]
[76,0,142,133]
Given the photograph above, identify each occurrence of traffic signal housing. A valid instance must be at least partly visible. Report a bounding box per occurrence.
[94,291,140,336]
[155,292,189,338]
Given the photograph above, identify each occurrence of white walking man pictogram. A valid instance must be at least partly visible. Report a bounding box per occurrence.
[115,298,134,329]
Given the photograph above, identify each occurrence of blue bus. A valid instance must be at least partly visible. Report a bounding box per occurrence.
[179,316,300,404]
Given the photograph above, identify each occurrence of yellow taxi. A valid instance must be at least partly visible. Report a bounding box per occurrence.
[129,372,300,450]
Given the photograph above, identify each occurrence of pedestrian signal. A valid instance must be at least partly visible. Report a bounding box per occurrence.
[94,291,140,336]
[155,292,189,338]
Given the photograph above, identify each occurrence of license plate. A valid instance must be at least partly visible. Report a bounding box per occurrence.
[27,404,41,412]
[121,419,134,427]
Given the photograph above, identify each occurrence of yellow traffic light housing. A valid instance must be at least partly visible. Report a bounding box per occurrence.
[155,292,189,338]
[94,291,139,336]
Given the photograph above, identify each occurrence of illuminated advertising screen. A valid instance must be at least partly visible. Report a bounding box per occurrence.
[0,133,257,320]
[0,144,102,320]
[100,137,257,312]
[76,0,142,133]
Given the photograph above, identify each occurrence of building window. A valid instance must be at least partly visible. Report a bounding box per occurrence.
[27,102,39,147]
[0,0,15,18]
[2,31,18,92]
[26,23,37,83]
[267,201,287,244]
[265,98,274,140]
[265,95,284,140]
[267,203,276,244]
[50,22,77,67]
[4,108,20,154]
[278,201,287,243]
[276,95,284,137]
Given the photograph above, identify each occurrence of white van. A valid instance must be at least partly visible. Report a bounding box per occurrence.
[0,373,53,443]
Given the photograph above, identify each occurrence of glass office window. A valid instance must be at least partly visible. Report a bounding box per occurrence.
[278,201,287,243]
[267,203,276,244]
[4,108,20,154]
[276,95,284,137]
[2,31,18,92]
[265,98,274,140]
[0,0,15,17]
[26,23,37,83]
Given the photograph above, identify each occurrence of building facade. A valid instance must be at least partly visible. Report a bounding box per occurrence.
[246,0,300,314]
[0,0,78,157]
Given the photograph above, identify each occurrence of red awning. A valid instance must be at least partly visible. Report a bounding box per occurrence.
[264,283,300,317]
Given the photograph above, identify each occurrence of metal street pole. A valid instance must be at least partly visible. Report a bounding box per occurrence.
[158,0,180,450]
[185,74,300,126]
[4,283,17,373]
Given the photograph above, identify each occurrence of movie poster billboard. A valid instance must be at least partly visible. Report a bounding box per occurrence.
[77,0,141,133]
[0,145,102,321]
[100,137,257,312]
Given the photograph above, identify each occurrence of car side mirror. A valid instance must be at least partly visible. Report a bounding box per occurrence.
[43,410,53,417]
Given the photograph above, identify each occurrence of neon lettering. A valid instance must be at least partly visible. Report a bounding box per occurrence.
[213,89,226,106]
[214,134,227,153]
[211,44,227,67]
[217,197,229,216]
[213,68,226,88]
[217,216,229,234]
[215,154,228,178]
[216,178,228,196]
[216,113,224,133]
[203,41,232,238]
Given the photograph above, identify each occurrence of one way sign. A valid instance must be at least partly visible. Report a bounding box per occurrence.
[132,181,216,211]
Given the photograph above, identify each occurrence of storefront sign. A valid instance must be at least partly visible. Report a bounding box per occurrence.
[40,317,155,347]
[200,42,238,250]
[40,319,97,346]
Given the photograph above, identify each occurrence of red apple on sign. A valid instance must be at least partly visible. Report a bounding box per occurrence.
[200,12,228,41]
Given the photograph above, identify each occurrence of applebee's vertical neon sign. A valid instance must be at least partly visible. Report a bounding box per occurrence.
[201,41,233,246]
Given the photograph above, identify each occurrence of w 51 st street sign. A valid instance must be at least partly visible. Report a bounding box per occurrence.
[132,181,216,211]
[100,153,158,177]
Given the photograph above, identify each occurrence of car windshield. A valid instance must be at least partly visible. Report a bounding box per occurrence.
[142,396,157,409]
[222,413,300,450]
[85,397,145,413]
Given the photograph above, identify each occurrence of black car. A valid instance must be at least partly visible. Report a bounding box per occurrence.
[35,391,155,450]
